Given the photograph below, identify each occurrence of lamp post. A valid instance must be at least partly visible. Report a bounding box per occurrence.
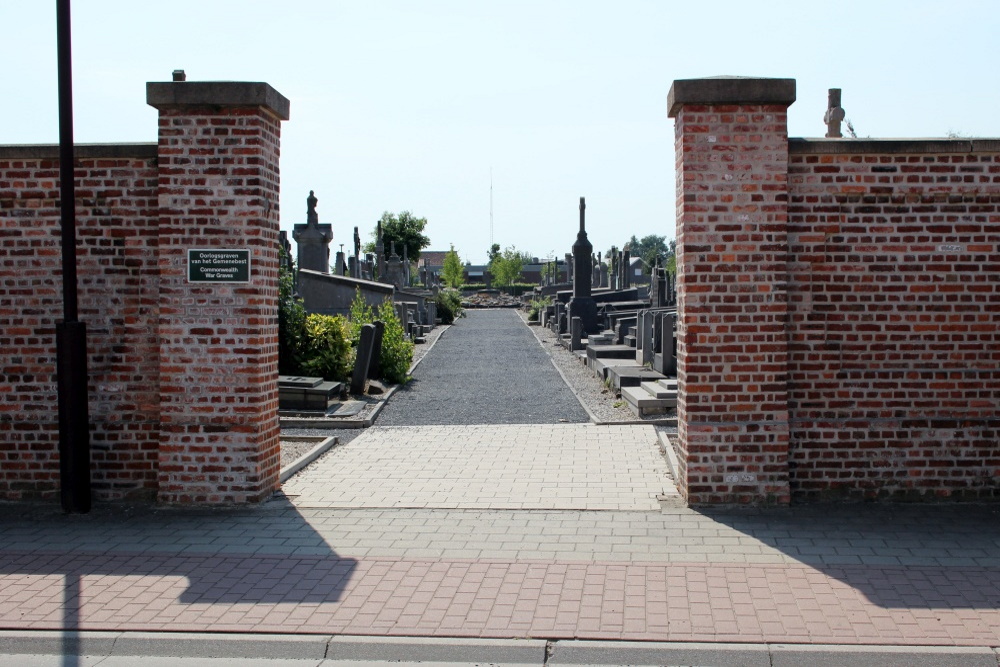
[56,0,91,513]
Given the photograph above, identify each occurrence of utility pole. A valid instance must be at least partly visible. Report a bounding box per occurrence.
[56,0,91,513]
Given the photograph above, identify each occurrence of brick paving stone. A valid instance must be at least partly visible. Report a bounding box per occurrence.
[282,424,668,511]
[4,445,1000,648]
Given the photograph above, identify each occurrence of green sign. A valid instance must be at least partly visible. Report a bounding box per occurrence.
[187,249,251,283]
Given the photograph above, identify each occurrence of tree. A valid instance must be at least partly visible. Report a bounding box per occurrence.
[487,243,500,263]
[488,245,529,291]
[364,211,431,261]
[441,245,464,288]
[624,234,675,274]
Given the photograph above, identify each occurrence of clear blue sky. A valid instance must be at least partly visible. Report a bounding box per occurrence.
[4,1,998,264]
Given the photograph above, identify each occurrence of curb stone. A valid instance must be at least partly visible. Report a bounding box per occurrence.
[2,633,999,666]
[278,435,338,483]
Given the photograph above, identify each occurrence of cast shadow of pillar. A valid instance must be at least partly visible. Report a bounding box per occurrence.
[0,498,358,658]
[694,503,1000,611]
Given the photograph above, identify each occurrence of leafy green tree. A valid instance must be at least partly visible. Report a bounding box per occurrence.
[488,245,529,292]
[487,243,500,263]
[623,235,676,274]
[441,245,464,288]
[364,211,431,261]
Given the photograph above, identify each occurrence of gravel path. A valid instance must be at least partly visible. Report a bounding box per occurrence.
[374,309,589,425]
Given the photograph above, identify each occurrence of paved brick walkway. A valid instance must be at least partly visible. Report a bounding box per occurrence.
[3,484,1000,645]
[282,424,670,510]
[3,313,1000,650]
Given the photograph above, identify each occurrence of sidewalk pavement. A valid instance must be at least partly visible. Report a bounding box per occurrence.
[2,423,1000,663]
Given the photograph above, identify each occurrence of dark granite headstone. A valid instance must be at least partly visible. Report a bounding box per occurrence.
[368,320,385,379]
[351,324,376,394]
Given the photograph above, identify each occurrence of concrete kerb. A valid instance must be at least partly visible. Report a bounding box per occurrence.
[3,633,999,666]
[656,428,681,482]
[0,632,546,663]
[278,435,338,483]
[524,318,602,424]
[522,314,677,428]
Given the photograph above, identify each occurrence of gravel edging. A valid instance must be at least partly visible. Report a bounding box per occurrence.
[518,310,678,429]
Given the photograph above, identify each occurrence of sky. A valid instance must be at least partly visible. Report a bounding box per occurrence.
[3,1,999,264]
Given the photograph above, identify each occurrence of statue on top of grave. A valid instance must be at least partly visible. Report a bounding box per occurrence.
[293,190,333,274]
[353,226,361,259]
[306,190,318,226]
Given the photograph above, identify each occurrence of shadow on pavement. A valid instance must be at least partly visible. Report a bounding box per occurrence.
[0,498,357,660]
[696,503,1000,610]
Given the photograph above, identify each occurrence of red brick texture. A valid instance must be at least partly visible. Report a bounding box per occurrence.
[0,80,288,504]
[672,102,793,505]
[671,77,1000,504]
[153,104,283,504]
[786,142,1000,501]
[0,148,160,501]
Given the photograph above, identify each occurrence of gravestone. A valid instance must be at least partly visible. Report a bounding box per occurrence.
[278,375,343,412]
[571,316,583,351]
[567,197,598,333]
[292,191,333,273]
[368,320,385,380]
[351,324,376,394]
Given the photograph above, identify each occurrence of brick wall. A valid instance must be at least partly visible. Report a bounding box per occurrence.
[0,146,159,500]
[669,78,796,504]
[0,79,289,504]
[150,83,287,504]
[670,77,1000,504]
[787,139,1000,500]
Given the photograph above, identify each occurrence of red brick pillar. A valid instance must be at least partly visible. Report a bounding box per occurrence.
[668,77,796,505]
[147,80,290,503]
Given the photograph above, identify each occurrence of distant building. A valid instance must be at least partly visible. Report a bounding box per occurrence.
[417,250,449,274]
[629,257,651,286]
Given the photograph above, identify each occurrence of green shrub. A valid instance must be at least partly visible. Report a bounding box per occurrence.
[435,289,463,324]
[527,296,552,322]
[300,314,353,381]
[348,289,375,345]
[278,265,306,375]
[507,283,536,297]
[376,300,414,384]
[346,290,413,385]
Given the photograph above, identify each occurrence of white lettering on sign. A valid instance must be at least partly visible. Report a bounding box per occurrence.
[707,135,717,143]
[187,248,251,283]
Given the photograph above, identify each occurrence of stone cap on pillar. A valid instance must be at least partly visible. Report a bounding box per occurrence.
[667,76,795,118]
[146,80,291,120]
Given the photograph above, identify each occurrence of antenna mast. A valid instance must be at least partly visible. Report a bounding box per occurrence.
[489,167,494,248]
